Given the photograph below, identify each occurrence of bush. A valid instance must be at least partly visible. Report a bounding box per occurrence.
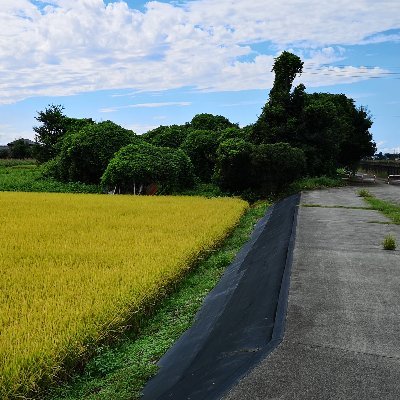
[101,142,195,194]
[0,149,9,159]
[358,188,371,198]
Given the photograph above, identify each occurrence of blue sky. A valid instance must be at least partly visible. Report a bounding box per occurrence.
[0,0,399,153]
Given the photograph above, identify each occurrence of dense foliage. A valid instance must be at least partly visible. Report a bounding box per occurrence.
[101,142,194,193]
[7,139,33,159]
[46,121,137,184]
[33,104,95,162]
[32,52,375,197]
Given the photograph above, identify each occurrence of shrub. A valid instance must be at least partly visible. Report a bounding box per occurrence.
[358,188,371,198]
[382,235,396,250]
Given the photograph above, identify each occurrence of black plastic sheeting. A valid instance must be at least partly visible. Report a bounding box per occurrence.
[142,194,300,400]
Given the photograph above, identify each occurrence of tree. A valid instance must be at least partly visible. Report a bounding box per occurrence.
[251,51,375,176]
[33,104,95,162]
[181,130,220,182]
[101,142,194,193]
[33,104,67,162]
[217,127,249,143]
[252,52,304,144]
[297,93,375,175]
[213,138,254,192]
[252,143,306,194]
[8,139,33,159]
[142,125,190,148]
[54,121,137,183]
[189,113,238,132]
[337,104,375,170]
[0,148,9,159]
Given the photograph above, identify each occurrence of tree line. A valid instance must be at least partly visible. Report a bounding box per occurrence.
[32,52,376,197]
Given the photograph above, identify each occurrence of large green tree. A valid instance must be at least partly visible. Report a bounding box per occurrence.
[142,125,190,148]
[53,121,137,184]
[101,142,194,193]
[33,104,67,162]
[251,51,375,176]
[213,138,254,192]
[33,104,94,162]
[181,129,220,182]
[189,113,238,132]
[252,51,304,144]
[8,139,33,159]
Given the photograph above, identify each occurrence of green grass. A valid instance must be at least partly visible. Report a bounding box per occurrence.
[287,176,345,194]
[42,201,269,400]
[0,159,101,193]
[0,158,37,167]
[357,188,371,198]
[361,194,400,225]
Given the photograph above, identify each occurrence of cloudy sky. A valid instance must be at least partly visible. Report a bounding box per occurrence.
[0,0,399,153]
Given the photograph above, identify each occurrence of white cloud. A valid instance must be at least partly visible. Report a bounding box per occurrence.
[0,123,34,144]
[0,0,399,104]
[99,101,191,112]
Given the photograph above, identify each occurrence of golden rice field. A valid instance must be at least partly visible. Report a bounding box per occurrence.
[0,192,247,398]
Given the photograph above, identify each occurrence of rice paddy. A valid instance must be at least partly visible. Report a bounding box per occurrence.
[0,192,247,398]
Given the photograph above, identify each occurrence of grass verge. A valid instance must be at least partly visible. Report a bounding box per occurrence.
[45,201,269,400]
[360,194,400,225]
[284,176,345,197]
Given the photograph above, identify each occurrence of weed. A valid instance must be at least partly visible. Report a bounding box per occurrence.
[382,235,397,250]
[362,196,400,225]
[358,188,371,198]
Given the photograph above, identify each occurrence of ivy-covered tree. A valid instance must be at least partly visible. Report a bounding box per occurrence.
[251,51,375,176]
[52,121,137,184]
[252,52,304,144]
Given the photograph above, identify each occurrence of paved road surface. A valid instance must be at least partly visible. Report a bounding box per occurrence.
[225,184,400,400]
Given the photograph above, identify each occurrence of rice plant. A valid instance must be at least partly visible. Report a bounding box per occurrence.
[0,192,247,398]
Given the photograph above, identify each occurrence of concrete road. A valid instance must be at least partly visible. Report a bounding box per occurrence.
[367,180,400,204]
[225,185,400,400]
